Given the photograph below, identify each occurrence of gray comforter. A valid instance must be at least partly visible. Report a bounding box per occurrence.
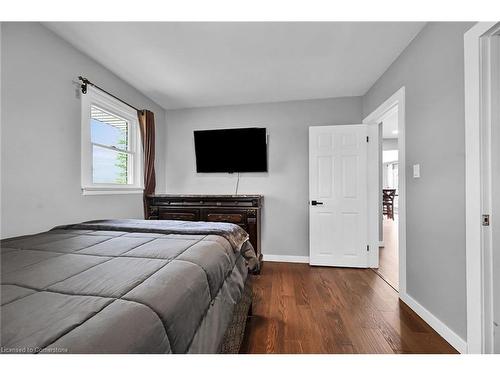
[0,219,257,354]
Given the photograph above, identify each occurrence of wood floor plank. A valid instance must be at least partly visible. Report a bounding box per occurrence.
[375,218,399,290]
[241,262,458,354]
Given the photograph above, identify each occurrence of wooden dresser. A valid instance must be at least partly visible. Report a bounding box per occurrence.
[145,194,263,266]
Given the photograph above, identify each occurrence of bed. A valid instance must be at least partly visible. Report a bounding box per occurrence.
[0,219,257,354]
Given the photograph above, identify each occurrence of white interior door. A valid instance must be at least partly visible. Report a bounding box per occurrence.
[309,125,369,267]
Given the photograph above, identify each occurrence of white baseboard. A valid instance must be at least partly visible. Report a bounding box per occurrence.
[262,254,309,264]
[400,292,467,353]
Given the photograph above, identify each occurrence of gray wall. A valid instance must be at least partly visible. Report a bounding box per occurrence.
[165,97,362,257]
[362,22,474,340]
[1,23,167,238]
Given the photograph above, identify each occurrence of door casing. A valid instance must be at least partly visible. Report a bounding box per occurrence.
[464,21,500,354]
[363,87,406,295]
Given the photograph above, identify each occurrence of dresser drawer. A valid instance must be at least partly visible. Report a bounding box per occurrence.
[158,208,200,221]
[206,212,244,224]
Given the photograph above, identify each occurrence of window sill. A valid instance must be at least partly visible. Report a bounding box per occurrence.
[82,187,144,196]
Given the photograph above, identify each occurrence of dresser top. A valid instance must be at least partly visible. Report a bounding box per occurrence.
[148,194,263,199]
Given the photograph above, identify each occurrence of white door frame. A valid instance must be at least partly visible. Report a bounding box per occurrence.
[464,21,500,354]
[363,87,406,296]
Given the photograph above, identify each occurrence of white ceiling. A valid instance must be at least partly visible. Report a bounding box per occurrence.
[44,22,425,110]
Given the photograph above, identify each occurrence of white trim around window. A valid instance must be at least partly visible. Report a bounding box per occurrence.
[81,86,144,195]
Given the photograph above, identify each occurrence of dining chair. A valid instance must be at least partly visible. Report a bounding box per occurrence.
[382,189,397,220]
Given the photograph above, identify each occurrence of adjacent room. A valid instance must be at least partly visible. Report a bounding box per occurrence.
[1,19,499,358]
[379,106,400,290]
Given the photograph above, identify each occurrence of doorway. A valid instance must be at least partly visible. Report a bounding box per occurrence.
[377,107,399,290]
[363,87,406,296]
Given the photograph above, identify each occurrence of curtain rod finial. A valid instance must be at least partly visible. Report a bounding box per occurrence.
[79,76,88,94]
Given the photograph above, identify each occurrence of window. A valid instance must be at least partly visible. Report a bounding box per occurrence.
[81,86,143,195]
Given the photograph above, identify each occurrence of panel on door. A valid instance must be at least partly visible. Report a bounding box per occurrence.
[309,125,368,267]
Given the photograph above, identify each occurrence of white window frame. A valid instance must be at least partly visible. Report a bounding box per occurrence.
[81,86,143,195]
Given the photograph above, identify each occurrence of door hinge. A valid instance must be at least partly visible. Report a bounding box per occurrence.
[366,245,370,252]
[366,136,369,142]
[482,214,490,226]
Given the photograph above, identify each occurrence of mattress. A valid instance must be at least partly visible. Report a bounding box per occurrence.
[0,219,257,354]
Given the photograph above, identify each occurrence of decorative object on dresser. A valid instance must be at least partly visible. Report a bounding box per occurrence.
[145,194,263,267]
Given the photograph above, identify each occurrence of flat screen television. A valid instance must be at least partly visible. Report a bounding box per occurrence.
[194,127,268,173]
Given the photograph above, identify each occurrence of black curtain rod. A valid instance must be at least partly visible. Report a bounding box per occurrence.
[78,76,143,113]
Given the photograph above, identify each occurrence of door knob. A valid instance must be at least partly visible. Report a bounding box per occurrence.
[311,200,324,206]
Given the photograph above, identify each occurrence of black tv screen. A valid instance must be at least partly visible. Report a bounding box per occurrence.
[194,127,267,173]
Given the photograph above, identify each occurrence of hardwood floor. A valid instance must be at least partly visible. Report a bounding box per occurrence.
[374,217,399,290]
[240,262,457,354]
